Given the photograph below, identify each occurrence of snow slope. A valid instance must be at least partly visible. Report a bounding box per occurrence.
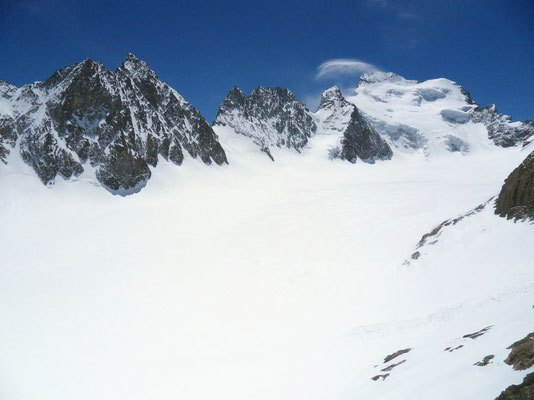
[1,138,533,399]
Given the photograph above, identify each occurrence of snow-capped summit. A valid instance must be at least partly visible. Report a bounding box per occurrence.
[358,71,418,86]
[347,72,534,155]
[0,54,227,193]
[315,86,354,135]
[214,86,246,119]
[118,53,161,83]
[214,86,316,160]
[318,86,344,107]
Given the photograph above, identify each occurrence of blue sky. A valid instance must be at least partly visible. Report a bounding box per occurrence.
[1,0,533,122]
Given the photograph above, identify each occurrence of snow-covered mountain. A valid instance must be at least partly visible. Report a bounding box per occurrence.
[348,71,534,156]
[213,86,316,160]
[0,54,226,193]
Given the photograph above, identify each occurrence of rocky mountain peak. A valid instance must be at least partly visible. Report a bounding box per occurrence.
[125,52,140,62]
[248,86,298,107]
[228,85,245,97]
[314,86,392,162]
[75,58,107,76]
[0,54,227,194]
[316,86,354,135]
[318,86,346,110]
[214,86,246,122]
[117,53,158,81]
[214,85,316,160]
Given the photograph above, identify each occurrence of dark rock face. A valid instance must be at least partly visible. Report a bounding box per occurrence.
[496,372,534,400]
[95,136,152,192]
[316,86,392,163]
[341,107,392,163]
[0,54,226,192]
[504,332,534,371]
[494,332,534,399]
[495,151,534,220]
[459,86,475,105]
[471,105,534,148]
[214,86,316,159]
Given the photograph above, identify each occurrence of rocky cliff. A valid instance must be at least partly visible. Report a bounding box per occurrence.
[495,150,534,220]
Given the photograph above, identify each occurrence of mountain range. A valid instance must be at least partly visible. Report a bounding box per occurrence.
[1,54,533,196]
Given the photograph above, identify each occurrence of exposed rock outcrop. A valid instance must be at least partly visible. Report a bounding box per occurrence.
[340,106,393,163]
[495,151,534,220]
[495,373,534,400]
[504,332,534,371]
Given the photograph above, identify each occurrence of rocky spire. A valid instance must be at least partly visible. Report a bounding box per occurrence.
[214,86,246,123]
[318,86,346,110]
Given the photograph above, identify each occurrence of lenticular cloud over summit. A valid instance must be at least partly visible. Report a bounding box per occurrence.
[315,59,380,80]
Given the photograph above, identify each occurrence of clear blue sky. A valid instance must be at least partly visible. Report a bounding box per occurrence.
[1,0,533,122]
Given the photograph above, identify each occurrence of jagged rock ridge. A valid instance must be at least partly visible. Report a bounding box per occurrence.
[213,86,316,160]
[471,104,534,148]
[0,54,227,192]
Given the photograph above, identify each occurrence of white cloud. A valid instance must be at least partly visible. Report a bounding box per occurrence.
[315,59,380,80]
